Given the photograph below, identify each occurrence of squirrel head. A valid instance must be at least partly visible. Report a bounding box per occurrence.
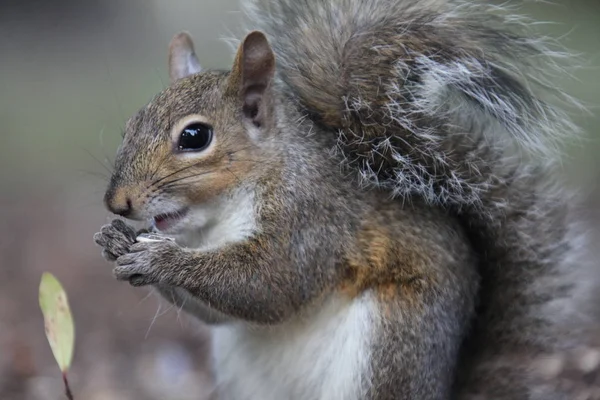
[104,31,278,234]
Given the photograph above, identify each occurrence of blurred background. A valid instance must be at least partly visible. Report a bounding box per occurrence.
[0,0,598,399]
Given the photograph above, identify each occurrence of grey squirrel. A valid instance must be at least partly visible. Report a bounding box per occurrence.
[93,0,594,398]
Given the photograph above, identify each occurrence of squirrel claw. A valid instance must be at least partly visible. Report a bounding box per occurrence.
[113,240,180,287]
[129,274,151,287]
[113,262,157,286]
[94,219,142,262]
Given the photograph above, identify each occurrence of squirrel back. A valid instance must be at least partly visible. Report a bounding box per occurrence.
[242,0,593,397]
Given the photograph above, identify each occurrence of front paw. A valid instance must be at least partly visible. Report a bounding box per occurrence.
[114,240,183,287]
[93,219,137,261]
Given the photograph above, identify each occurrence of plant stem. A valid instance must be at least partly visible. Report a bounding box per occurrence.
[62,372,74,400]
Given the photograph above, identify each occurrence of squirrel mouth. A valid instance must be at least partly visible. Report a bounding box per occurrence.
[153,208,188,231]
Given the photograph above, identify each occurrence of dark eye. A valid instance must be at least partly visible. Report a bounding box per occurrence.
[177,122,213,152]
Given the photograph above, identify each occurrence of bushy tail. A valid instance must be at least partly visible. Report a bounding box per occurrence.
[244,0,579,207]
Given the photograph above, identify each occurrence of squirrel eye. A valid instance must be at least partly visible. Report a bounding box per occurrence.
[177,122,213,152]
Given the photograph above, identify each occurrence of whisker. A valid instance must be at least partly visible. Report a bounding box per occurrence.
[151,162,204,187]
[161,180,213,191]
[147,154,171,182]
[76,170,110,181]
[79,145,114,175]
[98,127,116,170]
[145,296,175,340]
[157,169,219,190]
[135,290,155,307]
[225,167,242,185]
[229,158,279,166]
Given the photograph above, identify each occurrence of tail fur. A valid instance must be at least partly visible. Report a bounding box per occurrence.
[243,0,580,207]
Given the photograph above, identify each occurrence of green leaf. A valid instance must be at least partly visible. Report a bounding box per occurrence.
[39,272,75,372]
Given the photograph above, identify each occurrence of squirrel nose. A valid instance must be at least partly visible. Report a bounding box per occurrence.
[111,198,133,217]
[104,188,133,218]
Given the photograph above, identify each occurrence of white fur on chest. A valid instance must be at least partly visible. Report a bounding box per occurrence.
[211,292,379,400]
[176,187,258,251]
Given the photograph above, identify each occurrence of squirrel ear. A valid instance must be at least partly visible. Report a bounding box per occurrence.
[229,31,275,127]
[168,32,202,82]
